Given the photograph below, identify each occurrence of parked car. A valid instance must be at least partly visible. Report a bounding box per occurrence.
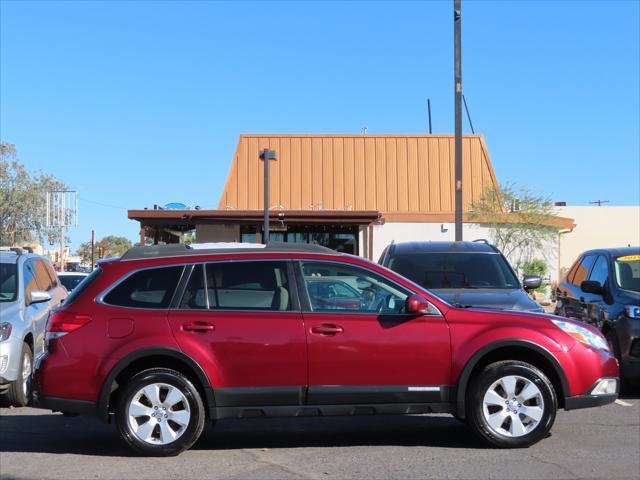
[0,248,67,406]
[379,241,544,312]
[57,271,89,292]
[35,242,618,456]
[555,247,640,386]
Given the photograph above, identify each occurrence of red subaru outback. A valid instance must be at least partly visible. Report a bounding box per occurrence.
[35,243,619,456]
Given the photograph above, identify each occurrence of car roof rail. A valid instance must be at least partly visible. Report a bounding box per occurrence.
[0,246,32,255]
[120,242,338,261]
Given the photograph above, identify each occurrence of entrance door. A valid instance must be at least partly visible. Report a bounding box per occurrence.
[297,260,451,405]
[168,261,307,407]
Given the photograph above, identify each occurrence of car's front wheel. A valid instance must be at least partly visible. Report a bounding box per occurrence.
[4,342,33,407]
[466,360,557,448]
[115,368,205,456]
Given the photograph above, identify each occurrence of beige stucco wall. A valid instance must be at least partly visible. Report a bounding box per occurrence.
[556,206,640,276]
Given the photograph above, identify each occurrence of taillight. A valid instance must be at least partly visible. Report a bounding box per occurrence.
[46,311,92,339]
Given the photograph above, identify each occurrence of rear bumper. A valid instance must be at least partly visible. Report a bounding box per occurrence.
[564,377,619,410]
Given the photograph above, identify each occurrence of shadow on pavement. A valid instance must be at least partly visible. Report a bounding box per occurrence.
[0,410,484,457]
[620,386,640,400]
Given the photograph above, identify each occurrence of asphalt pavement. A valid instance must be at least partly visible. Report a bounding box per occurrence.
[1,394,639,480]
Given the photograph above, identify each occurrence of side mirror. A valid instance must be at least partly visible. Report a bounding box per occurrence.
[523,275,542,291]
[581,280,604,295]
[29,290,52,305]
[406,295,437,315]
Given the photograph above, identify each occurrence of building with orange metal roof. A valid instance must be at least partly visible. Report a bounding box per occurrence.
[128,133,575,280]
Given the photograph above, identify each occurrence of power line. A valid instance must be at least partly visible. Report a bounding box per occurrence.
[78,196,127,210]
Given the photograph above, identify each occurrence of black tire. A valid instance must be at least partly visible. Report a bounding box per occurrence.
[604,329,627,390]
[115,368,205,456]
[466,360,557,448]
[5,343,32,407]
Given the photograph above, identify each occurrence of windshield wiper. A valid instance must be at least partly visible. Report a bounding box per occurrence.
[452,303,474,308]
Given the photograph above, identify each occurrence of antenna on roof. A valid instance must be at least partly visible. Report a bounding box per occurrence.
[427,98,433,134]
[589,200,610,206]
[362,127,368,134]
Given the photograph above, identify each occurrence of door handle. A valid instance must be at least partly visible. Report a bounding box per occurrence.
[311,324,344,335]
[182,322,215,333]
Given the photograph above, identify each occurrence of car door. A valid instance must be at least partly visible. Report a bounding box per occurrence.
[558,255,597,320]
[297,260,451,405]
[167,261,307,408]
[22,260,51,359]
[583,255,611,328]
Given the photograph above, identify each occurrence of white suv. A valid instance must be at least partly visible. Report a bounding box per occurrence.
[0,249,66,406]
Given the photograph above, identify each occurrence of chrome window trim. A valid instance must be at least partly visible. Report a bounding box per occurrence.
[96,258,296,313]
[298,259,443,317]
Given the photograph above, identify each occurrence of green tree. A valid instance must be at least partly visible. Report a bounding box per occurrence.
[76,235,133,265]
[470,184,559,271]
[1,142,68,246]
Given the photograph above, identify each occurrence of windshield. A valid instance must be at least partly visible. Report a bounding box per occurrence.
[614,255,640,292]
[0,263,18,302]
[59,275,87,292]
[65,268,101,305]
[388,252,519,290]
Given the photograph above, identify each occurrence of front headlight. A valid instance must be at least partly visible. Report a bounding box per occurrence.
[625,305,640,319]
[552,319,609,351]
[0,322,12,342]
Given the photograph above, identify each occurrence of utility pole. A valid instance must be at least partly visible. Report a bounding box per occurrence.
[259,149,278,244]
[60,193,66,271]
[91,229,96,271]
[454,0,463,241]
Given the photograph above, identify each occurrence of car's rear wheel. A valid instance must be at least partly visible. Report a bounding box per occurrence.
[5,343,33,407]
[466,360,557,448]
[115,368,205,456]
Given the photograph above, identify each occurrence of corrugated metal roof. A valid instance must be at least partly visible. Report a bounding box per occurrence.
[218,134,499,215]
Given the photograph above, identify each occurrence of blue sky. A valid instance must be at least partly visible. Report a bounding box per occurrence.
[1,0,639,250]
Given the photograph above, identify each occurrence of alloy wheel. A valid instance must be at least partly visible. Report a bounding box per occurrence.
[22,352,32,397]
[482,374,545,438]
[127,382,191,445]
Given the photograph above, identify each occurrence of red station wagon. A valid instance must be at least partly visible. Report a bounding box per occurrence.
[34,243,619,456]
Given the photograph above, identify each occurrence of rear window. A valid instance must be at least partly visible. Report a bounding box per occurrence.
[103,266,183,309]
[65,268,102,305]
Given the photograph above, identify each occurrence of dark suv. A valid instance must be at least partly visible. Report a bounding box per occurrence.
[379,241,543,312]
[35,243,618,456]
[555,247,640,385]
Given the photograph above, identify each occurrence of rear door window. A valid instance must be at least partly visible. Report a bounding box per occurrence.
[203,261,291,311]
[179,265,207,309]
[103,266,184,309]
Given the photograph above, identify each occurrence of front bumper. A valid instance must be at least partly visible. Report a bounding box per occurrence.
[0,336,23,384]
[564,377,619,410]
